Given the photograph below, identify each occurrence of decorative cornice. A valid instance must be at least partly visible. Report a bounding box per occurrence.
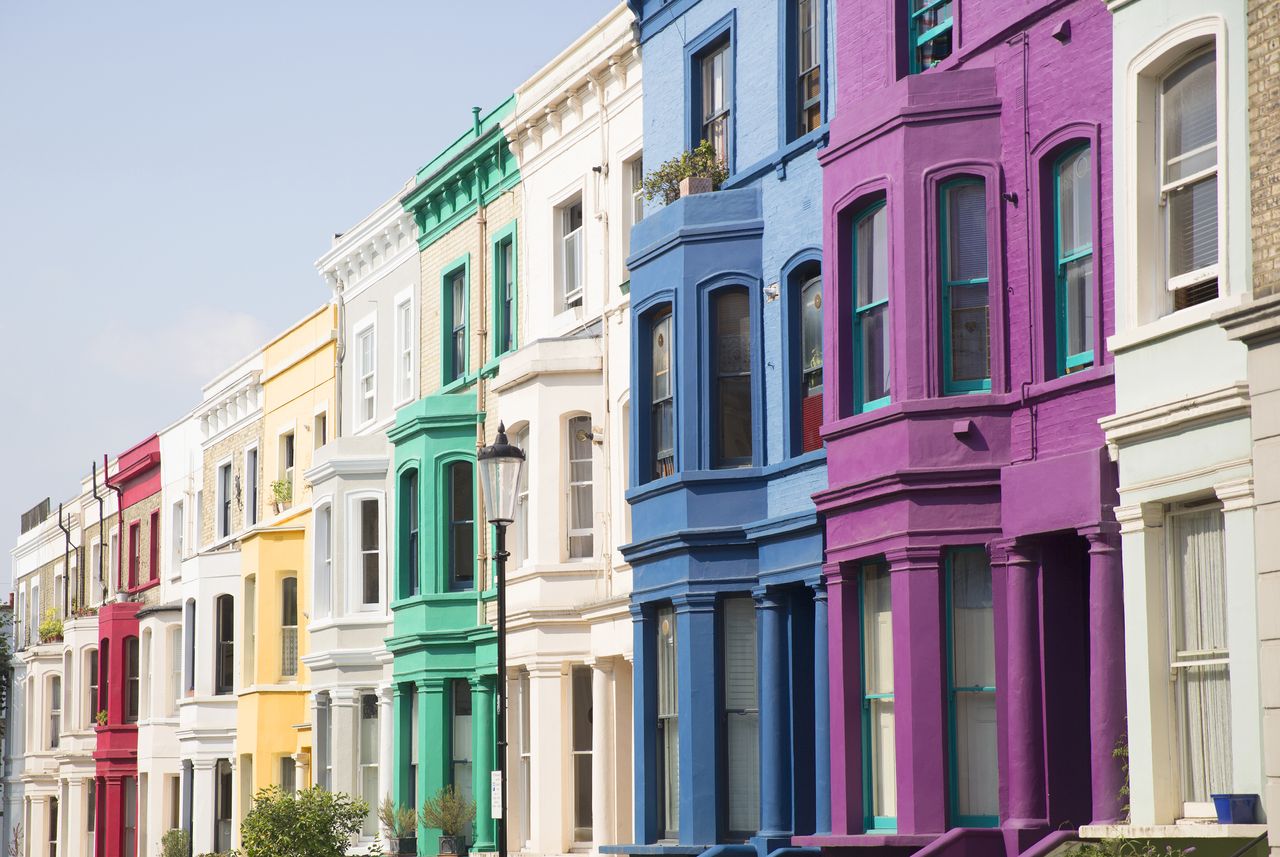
[1100,383,1250,448]
[1215,292,1280,348]
[315,186,417,299]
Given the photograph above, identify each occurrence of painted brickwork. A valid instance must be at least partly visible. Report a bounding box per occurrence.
[199,421,264,548]
[118,492,162,606]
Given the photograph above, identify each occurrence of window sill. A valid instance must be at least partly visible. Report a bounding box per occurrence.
[1109,291,1246,354]
[722,125,828,189]
[1023,363,1114,402]
[125,580,160,596]
[439,373,479,395]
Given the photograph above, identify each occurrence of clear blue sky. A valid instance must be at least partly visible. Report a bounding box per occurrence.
[0,0,620,547]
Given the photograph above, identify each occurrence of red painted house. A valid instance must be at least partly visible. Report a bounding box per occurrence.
[96,435,162,857]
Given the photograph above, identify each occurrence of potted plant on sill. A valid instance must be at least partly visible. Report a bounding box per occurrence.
[270,479,292,515]
[641,138,729,205]
[420,786,475,857]
[95,709,108,728]
[38,608,63,644]
[379,796,418,857]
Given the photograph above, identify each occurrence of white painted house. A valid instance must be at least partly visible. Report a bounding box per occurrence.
[1096,0,1263,842]
[307,184,420,850]
[492,6,640,854]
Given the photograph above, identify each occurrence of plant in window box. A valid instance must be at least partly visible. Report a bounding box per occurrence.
[378,796,418,857]
[641,139,729,205]
[37,608,63,643]
[95,709,108,727]
[419,786,475,856]
[271,479,293,514]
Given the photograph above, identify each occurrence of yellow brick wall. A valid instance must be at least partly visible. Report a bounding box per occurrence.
[1250,0,1280,297]
[200,421,265,547]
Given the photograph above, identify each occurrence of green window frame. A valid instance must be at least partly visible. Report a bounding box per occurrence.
[492,223,518,359]
[859,560,897,830]
[1053,145,1095,375]
[945,547,998,828]
[940,178,991,395]
[400,468,420,598]
[852,202,891,412]
[909,0,953,73]
[445,460,475,591]
[442,257,470,385]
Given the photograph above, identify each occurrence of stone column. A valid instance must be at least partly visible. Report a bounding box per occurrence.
[591,659,614,849]
[392,683,410,809]
[470,675,496,852]
[629,603,657,844]
[528,663,565,854]
[191,761,215,856]
[418,679,448,841]
[331,688,357,799]
[884,547,947,835]
[812,580,832,835]
[675,592,719,845]
[757,588,793,841]
[1083,525,1126,824]
[996,540,1047,828]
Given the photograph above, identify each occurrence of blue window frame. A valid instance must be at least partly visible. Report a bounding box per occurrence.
[492,224,518,359]
[689,26,733,168]
[650,308,675,480]
[940,179,991,394]
[1053,145,1095,375]
[859,560,896,830]
[442,261,469,385]
[945,547,998,827]
[852,202,891,412]
[794,0,823,137]
[712,287,753,467]
[446,461,474,590]
[910,0,954,72]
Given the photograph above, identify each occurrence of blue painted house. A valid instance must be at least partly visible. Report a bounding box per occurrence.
[613,1,833,854]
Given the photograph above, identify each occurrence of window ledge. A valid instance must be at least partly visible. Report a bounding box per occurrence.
[439,373,479,395]
[125,579,160,596]
[723,125,828,189]
[1024,363,1115,401]
[1109,291,1247,354]
[1079,823,1268,840]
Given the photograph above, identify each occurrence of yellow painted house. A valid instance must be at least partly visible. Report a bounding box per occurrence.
[235,303,336,840]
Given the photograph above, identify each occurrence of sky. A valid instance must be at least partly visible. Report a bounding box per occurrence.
[0,0,620,548]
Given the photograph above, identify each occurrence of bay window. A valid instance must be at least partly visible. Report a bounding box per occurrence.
[947,548,998,825]
[862,561,896,828]
[401,470,420,597]
[853,203,890,411]
[447,462,475,590]
[513,428,529,569]
[314,504,332,619]
[49,676,61,749]
[941,179,991,393]
[1161,49,1219,310]
[651,309,675,480]
[214,594,234,695]
[799,272,823,453]
[910,0,953,72]
[1054,145,1095,374]
[361,693,380,835]
[723,597,759,837]
[713,288,753,467]
[572,666,593,841]
[567,416,594,558]
[125,636,140,724]
[359,498,380,606]
[451,678,475,837]
[281,576,299,678]
[86,648,98,727]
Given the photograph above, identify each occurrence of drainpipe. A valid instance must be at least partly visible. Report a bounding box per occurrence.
[57,503,73,616]
[593,65,616,597]
[474,109,492,588]
[1010,31,1038,464]
[334,278,346,440]
[105,453,124,599]
[91,463,106,606]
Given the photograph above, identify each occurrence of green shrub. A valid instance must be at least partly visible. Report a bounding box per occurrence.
[641,139,729,205]
[161,829,190,857]
[419,786,475,837]
[238,785,375,857]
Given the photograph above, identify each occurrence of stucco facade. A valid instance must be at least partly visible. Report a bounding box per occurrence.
[491,6,639,854]
[1096,0,1263,844]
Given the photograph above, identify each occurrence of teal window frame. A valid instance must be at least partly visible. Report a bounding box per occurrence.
[944,547,998,829]
[1052,145,1095,376]
[909,0,954,73]
[441,255,470,385]
[939,178,992,395]
[398,467,420,599]
[859,560,896,832]
[491,222,518,359]
[444,459,476,592]
[852,202,891,413]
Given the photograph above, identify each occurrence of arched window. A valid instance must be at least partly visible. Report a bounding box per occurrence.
[85,648,99,727]
[124,636,140,724]
[794,264,824,454]
[940,178,991,393]
[99,638,110,722]
[713,288,753,467]
[214,595,234,695]
[852,203,890,411]
[281,577,299,678]
[401,469,420,598]
[49,676,61,749]
[314,504,332,619]
[446,463,475,590]
[566,416,594,558]
[650,308,675,480]
[140,630,152,720]
[1053,145,1095,375]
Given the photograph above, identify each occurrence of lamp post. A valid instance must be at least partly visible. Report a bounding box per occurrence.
[477,422,526,857]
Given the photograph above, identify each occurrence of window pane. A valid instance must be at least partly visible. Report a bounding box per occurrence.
[1178,663,1232,801]
[912,0,953,69]
[723,597,759,834]
[946,182,988,282]
[861,304,890,403]
[361,499,379,604]
[863,562,896,820]
[1162,52,1217,183]
[715,290,753,465]
[1168,175,1219,277]
[1057,148,1092,256]
[656,606,679,838]
[950,549,997,820]
[801,276,823,394]
[950,552,995,688]
[1169,510,1228,654]
[954,692,999,816]
[568,416,594,558]
[450,464,474,586]
[1063,256,1094,358]
[857,206,888,307]
[948,284,990,384]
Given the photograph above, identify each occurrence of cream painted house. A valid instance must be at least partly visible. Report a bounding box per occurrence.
[492,6,640,854]
[1093,0,1263,844]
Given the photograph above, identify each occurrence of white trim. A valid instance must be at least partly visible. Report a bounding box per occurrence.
[312,499,334,621]
[353,320,377,430]
[243,444,260,530]
[346,490,385,614]
[394,289,416,407]
[214,456,234,541]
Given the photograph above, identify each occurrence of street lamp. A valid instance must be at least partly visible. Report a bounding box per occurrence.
[477,422,526,857]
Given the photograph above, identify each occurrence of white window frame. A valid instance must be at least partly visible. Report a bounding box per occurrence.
[565,414,595,560]
[48,674,61,750]
[215,457,234,540]
[244,444,259,529]
[313,403,329,451]
[359,692,380,836]
[556,194,586,311]
[355,321,377,428]
[277,424,297,512]
[169,502,184,580]
[90,538,103,607]
[108,528,119,598]
[347,490,385,612]
[313,499,334,620]
[394,290,415,406]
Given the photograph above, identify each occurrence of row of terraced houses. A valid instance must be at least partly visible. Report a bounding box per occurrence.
[5,1,1280,857]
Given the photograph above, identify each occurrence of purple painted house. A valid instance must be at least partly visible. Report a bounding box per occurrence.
[796,2,1122,856]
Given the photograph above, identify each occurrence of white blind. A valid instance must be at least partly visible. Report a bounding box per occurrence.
[723,597,757,710]
[723,597,759,834]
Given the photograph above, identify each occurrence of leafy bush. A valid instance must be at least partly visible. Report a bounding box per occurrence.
[641,139,729,205]
[238,786,375,857]
[95,709,108,727]
[271,479,292,507]
[38,608,63,643]
[378,795,418,838]
[162,830,191,857]
[420,786,475,837]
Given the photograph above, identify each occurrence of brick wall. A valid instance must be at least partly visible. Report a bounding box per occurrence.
[200,420,264,547]
[120,492,163,606]
[1250,0,1280,297]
